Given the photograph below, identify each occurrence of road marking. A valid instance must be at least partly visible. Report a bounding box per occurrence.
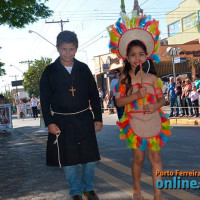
[95,168,153,199]
[22,132,46,145]
[19,131,150,198]
[19,130,200,200]
[100,156,200,200]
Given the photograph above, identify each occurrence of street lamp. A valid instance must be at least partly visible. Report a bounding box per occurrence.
[28,30,56,47]
[10,64,24,73]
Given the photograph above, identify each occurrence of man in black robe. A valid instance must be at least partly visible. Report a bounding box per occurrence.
[40,30,102,200]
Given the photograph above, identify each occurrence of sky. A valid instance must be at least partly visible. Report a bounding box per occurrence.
[0,0,184,93]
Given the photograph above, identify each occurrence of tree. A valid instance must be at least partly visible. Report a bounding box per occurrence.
[0,60,5,76]
[1,90,14,103]
[23,57,52,97]
[0,0,53,28]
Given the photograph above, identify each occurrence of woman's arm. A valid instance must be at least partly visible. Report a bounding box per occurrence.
[116,88,147,107]
[115,74,147,107]
[143,76,165,114]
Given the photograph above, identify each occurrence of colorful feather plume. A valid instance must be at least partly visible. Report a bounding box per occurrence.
[107,13,160,62]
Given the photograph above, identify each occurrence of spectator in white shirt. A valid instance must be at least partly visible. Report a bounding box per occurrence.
[31,94,38,119]
[189,85,199,117]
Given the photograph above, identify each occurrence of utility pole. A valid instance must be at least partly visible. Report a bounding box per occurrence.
[45,19,69,31]
[121,0,126,13]
[133,0,143,16]
[19,60,32,68]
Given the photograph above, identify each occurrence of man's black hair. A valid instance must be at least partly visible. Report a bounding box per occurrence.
[195,73,199,78]
[0,94,4,100]
[56,30,78,48]
[114,69,120,73]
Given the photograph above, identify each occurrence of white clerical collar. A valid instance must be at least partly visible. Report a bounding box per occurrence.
[64,66,73,74]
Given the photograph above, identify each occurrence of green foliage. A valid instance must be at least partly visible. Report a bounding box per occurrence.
[0,0,53,28]
[0,91,14,103]
[0,60,5,76]
[23,57,52,97]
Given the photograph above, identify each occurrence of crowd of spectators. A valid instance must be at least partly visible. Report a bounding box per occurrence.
[167,74,200,118]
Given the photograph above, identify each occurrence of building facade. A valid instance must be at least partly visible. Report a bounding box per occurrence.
[166,0,200,45]
[94,53,123,94]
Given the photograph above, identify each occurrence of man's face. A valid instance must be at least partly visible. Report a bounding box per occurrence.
[0,99,4,104]
[114,71,120,78]
[170,78,174,83]
[57,43,77,66]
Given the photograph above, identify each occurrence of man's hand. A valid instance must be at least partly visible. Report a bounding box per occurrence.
[143,104,156,114]
[48,124,61,135]
[94,121,103,132]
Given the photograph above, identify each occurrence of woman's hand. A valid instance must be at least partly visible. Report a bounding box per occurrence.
[135,87,147,99]
[48,124,61,135]
[143,104,156,114]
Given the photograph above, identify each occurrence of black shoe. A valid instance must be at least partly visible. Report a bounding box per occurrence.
[72,195,83,200]
[83,190,99,200]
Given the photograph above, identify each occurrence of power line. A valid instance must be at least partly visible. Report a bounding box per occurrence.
[52,7,199,13]
[79,36,106,52]
[140,0,149,7]
[71,0,109,31]
[79,29,107,49]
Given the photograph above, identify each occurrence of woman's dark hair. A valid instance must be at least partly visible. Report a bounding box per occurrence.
[121,40,157,94]
[56,30,78,48]
[148,59,157,76]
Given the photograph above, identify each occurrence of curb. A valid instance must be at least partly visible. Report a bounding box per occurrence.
[170,118,200,126]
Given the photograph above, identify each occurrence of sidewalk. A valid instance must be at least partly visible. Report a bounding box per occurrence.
[103,106,200,126]
[162,106,200,126]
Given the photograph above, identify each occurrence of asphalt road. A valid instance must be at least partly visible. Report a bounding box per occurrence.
[0,114,200,200]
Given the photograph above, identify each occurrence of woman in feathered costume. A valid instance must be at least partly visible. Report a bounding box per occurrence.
[107,6,172,200]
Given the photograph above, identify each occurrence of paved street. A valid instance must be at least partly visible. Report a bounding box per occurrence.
[0,114,200,200]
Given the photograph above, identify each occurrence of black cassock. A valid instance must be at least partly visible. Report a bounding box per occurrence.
[40,57,102,166]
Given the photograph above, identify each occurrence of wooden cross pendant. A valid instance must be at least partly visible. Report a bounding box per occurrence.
[69,86,76,96]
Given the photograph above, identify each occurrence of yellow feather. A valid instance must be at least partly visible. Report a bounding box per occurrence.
[157,78,163,88]
[148,22,156,34]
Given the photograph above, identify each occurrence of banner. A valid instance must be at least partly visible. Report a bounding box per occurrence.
[168,20,182,37]
[183,12,198,31]
[17,104,27,119]
[0,104,12,130]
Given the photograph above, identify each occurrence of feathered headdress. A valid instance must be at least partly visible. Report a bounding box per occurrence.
[107,12,161,63]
